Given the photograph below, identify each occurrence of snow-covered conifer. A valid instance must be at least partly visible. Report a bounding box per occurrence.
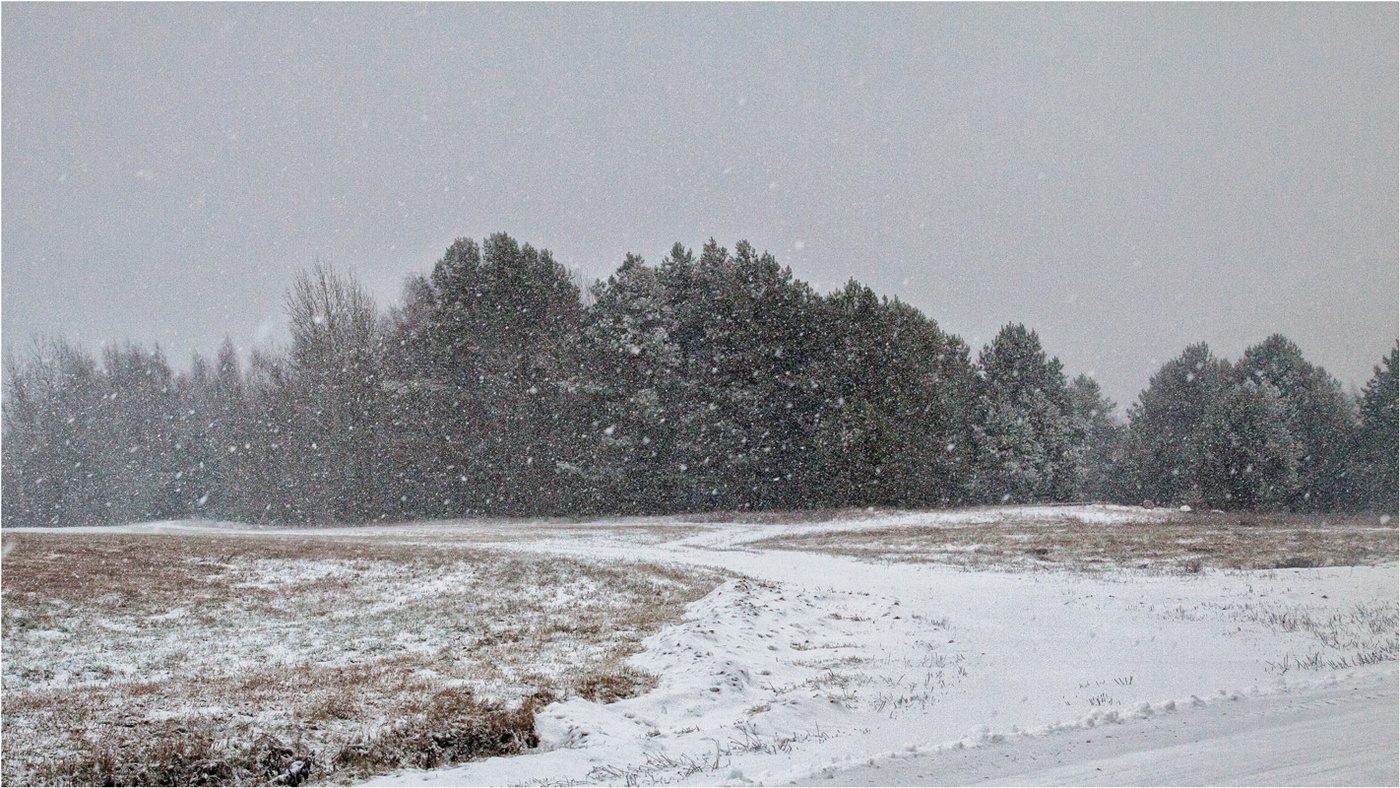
[1125,343,1233,505]
[1237,334,1354,510]
[1069,374,1124,502]
[1356,345,1399,512]
[970,324,1081,504]
[1191,379,1301,510]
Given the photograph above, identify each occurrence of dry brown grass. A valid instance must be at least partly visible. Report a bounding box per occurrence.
[1,532,725,786]
[751,510,1399,573]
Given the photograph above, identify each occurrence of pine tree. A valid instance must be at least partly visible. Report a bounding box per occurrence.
[657,240,724,510]
[1192,380,1301,510]
[707,241,825,510]
[94,343,184,524]
[1069,374,1124,502]
[413,234,584,516]
[240,348,302,523]
[176,338,254,520]
[29,231,1391,525]
[575,253,684,512]
[374,274,445,521]
[2,340,107,526]
[1125,343,1233,505]
[814,394,895,503]
[1237,335,1354,510]
[816,282,976,507]
[1356,346,1399,513]
[970,324,1081,504]
[651,240,827,511]
[815,282,893,506]
[1,339,203,527]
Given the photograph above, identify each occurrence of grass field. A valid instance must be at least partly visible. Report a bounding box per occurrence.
[0,531,726,786]
[750,509,1398,573]
[3,507,1394,786]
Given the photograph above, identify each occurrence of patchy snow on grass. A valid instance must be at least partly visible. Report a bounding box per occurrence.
[5,505,1395,786]
[363,506,1397,787]
[0,533,724,785]
[749,507,1397,574]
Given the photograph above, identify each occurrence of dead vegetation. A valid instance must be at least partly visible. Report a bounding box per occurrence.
[751,509,1398,573]
[1,532,725,786]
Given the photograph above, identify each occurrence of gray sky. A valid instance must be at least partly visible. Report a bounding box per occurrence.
[4,3,1396,409]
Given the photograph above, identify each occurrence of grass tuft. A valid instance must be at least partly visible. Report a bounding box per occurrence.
[331,688,540,777]
[571,665,658,704]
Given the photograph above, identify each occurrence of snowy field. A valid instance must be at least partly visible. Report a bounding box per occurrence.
[4,505,1396,786]
[0,528,724,785]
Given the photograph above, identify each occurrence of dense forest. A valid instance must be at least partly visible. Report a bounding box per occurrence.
[3,233,1397,527]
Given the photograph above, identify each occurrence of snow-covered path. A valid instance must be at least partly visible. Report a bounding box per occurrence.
[360,507,1398,787]
[795,673,1397,786]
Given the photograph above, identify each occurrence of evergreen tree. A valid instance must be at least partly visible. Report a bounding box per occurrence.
[1125,343,1233,505]
[240,347,302,522]
[2,339,194,527]
[94,343,184,524]
[814,394,895,503]
[649,240,823,510]
[176,338,256,520]
[692,241,825,510]
[816,282,976,507]
[1,340,106,526]
[1356,346,1399,512]
[1069,374,1124,502]
[656,241,719,510]
[575,253,684,512]
[376,274,456,521]
[970,324,1082,504]
[411,234,584,515]
[1192,379,1301,510]
[1237,335,1354,510]
[17,231,1384,525]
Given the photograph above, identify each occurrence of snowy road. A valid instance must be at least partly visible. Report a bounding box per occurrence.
[793,673,1398,786]
[358,506,1398,787]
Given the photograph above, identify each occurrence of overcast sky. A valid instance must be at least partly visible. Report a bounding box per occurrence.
[4,3,1396,409]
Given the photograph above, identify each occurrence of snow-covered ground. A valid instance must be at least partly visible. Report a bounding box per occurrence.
[350,505,1399,786]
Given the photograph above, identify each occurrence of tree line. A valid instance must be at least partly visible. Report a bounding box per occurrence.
[3,233,1396,527]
